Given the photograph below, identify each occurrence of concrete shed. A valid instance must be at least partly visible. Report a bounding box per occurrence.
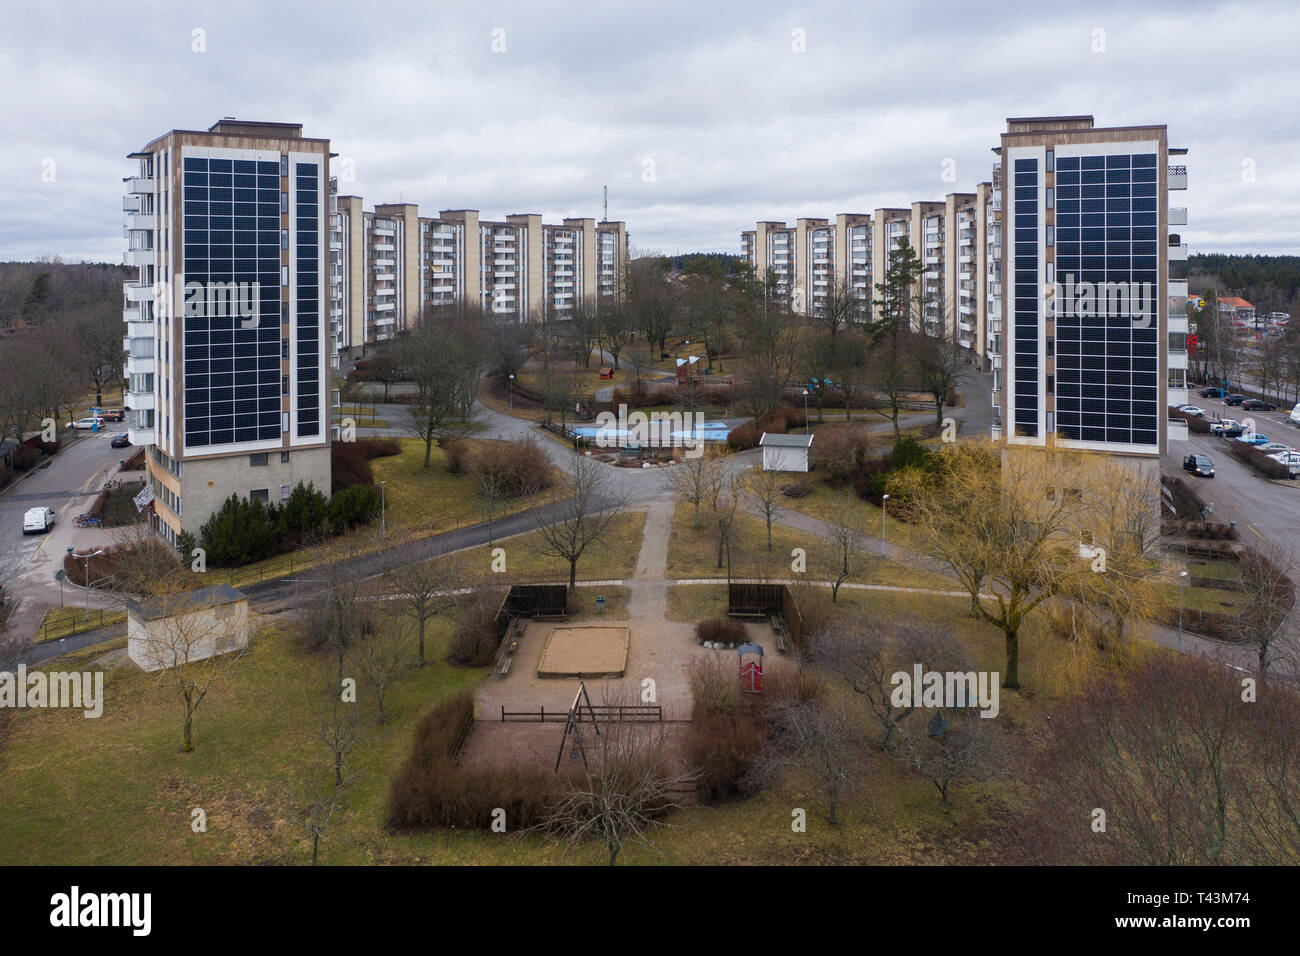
[126,584,249,672]
[759,432,813,472]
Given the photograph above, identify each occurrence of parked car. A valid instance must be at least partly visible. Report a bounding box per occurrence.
[1243,399,1278,411]
[1200,386,1226,398]
[101,408,125,422]
[1224,394,1248,406]
[1177,405,1206,417]
[22,506,55,534]
[1268,452,1300,478]
[1183,454,1215,477]
[1236,433,1270,446]
[110,433,131,449]
[1259,442,1295,454]
[69,417,104,430]
[1211,419,1245,437]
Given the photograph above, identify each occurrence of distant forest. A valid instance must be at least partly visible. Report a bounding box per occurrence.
[0,259,127,328]
[1187,253,1300,316]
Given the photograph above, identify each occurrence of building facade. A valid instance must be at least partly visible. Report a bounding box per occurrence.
[123,119,334,547]
[326,198,629,362]
[993,115,1188,478]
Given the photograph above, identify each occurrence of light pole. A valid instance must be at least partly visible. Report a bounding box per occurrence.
[508,373,515,413]
[802,388,809,430]
[1178,569,1188,652]
[880,494,889,556]
[380,480,388,539]
[69,547,105,620]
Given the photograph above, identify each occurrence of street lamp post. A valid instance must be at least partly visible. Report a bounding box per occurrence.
[1178,569,1188,652]
[69,547,105,620]
[380,480,388,539]
[508,373,515,413]
[802,389,809,430]
[880,494,890,556]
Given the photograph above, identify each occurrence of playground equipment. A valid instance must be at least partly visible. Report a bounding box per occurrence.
[738,642,764,693]
[555,680,600,772]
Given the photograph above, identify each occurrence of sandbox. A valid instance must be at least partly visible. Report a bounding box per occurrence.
[536,625,630,678]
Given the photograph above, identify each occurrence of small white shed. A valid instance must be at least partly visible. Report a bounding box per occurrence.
[126,584,249,672]
[759,432,813,472]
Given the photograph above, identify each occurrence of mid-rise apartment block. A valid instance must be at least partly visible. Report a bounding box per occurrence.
[993,115,1188,475]
[742,216,875,319]
[123,119,333,547]
[326,195,629,361]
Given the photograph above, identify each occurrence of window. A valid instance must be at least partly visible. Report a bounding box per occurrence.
[279,156,288,177]
[1046,149,1055,172]
[282,339,289,359]
[282,375,289,396]
[281,191,288,213]
[1047,374,1055,394]
[280,451,290,463]
[1046,187,1054,210]
[1047,336,1055,357]
[250,453,269,467]
[281,229,289,251]
[251,488,269,502]
[1046,225,1055,247]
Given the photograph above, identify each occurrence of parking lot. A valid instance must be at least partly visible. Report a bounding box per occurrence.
[1167,388,1300,554]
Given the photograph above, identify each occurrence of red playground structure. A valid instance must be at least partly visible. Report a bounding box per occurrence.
[737,642,764,693]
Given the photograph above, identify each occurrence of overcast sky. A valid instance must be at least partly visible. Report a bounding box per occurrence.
[2,0,1296,262]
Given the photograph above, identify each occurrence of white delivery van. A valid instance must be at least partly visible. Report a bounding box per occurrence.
[23,506,55,534]
[1289,403,1300,426]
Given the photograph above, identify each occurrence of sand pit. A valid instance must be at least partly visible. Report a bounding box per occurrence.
[537,625,630,678]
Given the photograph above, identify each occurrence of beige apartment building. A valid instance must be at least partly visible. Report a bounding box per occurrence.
[327,197,629,361]
[122,119,333,546]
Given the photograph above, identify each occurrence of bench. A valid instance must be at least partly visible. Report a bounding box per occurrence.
[770,613,789,653]
[728,606,768,619]
[497,617,528,677]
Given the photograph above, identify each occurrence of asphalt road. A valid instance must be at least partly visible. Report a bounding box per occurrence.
[0,424,134,587]
[1169,392,1300,553]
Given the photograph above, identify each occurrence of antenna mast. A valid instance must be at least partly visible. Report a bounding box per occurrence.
[603,185,608,222]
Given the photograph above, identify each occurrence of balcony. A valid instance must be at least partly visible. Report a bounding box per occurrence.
[1168,349,1188,370]
[1168,314,1188,334]
[126,176,154,194]
[125,389,156,411]
[127,425,156,447]
[124,247,154,268]
[1168,242,1189,261]
[127,321,154,340]
[1167,386,1189,407]
[126,352,155,376]
[1169,207,1188,227]
[1167,417,1189,441]
[124,281,155,303]
[125,212,155,231]
[1168,165,1187,190]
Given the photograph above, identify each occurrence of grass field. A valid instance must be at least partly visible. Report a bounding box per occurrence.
[36,605,127,643]
[665,500,955,591]
[418,510,646,584]
[1,583,1069,865]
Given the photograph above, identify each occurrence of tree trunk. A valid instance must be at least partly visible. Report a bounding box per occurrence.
[312,831,320,865]
[569,558,577,593]
[417,618,427,668]
[1003,628,1020,689]
[182,710,194,753]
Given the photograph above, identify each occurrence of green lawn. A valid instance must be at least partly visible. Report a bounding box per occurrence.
[666,500,956,591]
[36,606,127,643]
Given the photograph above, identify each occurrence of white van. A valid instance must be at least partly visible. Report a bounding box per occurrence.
[23,507,55,534]
[1290,403,1300,426]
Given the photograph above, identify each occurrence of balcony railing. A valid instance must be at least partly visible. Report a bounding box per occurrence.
[1168,165,1188,190]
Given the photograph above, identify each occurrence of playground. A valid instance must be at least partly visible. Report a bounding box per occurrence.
[536,625,630,679]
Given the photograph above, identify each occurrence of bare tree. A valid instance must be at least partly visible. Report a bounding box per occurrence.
[1233,543,1298,680]
[741,461,785,550]
[814,621,971,750]
[665,447,723,529]
[383,538,460,667]
[890,707,997,808]
[541,690,697,865]
[137,589,245,753]
[316,677,362,786]
[746,696,863,824]
[823,489,869,602]
[535,455,628,592]
[346,617,413,724]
